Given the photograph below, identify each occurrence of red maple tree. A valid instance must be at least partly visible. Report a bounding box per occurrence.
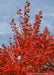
[0,0,54,75]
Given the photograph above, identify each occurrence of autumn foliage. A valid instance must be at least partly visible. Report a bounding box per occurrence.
[0,0,54,75]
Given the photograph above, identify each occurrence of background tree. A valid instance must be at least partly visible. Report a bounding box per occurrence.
[0,0,54,75]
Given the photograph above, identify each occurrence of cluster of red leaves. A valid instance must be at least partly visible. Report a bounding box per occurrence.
[0,0,54,75]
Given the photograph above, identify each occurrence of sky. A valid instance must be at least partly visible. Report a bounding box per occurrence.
[0,0,54,47]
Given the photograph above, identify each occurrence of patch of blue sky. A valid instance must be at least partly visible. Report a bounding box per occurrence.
[0,0,54,46]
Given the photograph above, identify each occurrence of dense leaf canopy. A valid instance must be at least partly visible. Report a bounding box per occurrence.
[0,0,54,75]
